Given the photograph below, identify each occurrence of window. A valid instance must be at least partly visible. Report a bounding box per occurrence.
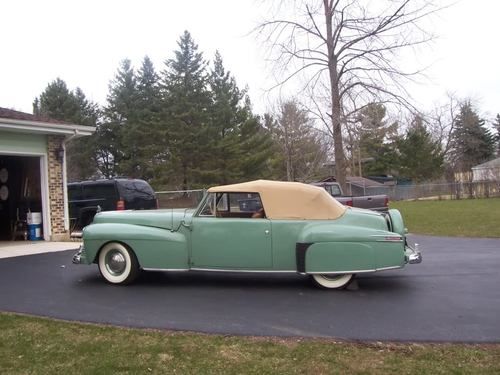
[326,184,342,197]
[83,183,117,201]
[199,192,264,218]
[199,193,215,216]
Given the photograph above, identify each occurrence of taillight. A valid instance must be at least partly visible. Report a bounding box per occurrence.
[384,197,389,207]
[116,199,125,210]
[345,200,353,207]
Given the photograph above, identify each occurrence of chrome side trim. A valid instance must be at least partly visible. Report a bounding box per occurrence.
[190,268,297,273]
[142,268,190,272]
[307,265,402,275]
[370,234,403,242]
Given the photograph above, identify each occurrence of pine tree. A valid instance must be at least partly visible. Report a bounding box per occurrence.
[127,56,162,181]
[65,88,100,180]
[493,114,500,157]
[397,115,444,182]
[355,103,398,176]
[204,51,254,184]
[450,102,496,172]
[238,114,276,181]
[33,79,99,180]
[161,31,211,189]
[103,59,139,177]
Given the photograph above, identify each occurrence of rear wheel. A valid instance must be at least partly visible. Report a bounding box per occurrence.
[311,273,354,289]
[98,242,139,285]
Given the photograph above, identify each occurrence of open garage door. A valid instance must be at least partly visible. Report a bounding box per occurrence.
[0,155,44,240]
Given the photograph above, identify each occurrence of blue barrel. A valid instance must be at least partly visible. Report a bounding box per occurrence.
[28,223,43,241]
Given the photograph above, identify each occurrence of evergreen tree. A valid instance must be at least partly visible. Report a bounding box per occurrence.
[205,52,269,184]
[237,114,276,181]
[33,79,99,180]
[355,103,398,176]
[35,78,80,121]
[103,59,139,177]
[397,115,444,182]
[493,114,500,157]
[161,31,211,189]
[128,56,161,181]
[66,88,100,180]
[450,102,496,172]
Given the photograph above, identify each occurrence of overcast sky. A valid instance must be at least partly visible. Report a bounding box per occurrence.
[1,0,498,122]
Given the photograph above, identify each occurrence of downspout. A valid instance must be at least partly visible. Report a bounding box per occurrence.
[62,130,79,231]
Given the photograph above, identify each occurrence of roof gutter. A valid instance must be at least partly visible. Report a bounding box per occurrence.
[0,117,95,137]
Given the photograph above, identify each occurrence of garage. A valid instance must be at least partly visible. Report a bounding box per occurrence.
[0,107,94,241]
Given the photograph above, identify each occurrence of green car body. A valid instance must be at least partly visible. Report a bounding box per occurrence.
[73,180,421,289]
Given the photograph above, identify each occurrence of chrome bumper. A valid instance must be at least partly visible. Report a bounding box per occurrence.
[405,243,422,264]
[72,245,85,264]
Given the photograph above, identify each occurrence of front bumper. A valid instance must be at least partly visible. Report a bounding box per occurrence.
[405,243,422,264]
[72,245,86,264]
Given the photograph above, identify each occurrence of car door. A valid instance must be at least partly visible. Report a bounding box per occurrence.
[190,192,272,270]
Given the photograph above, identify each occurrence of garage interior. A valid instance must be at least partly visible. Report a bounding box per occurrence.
[0,155,42,241]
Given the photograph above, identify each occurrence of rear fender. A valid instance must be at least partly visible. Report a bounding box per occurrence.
[296,222,405,273]
[387,209,406,236]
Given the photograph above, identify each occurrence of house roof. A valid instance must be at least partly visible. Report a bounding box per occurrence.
[208,179,346,220]
[0,107,95,137]
[0,107,71,125]
[346,176,385,188]
[472,157,500,170]
[316,176,385,187]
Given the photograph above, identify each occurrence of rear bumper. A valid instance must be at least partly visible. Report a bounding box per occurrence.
[405,244,422,264]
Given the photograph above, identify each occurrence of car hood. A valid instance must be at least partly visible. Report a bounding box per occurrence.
[92,208,195,231]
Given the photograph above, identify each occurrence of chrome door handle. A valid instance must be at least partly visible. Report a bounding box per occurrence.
[265,230,270,234]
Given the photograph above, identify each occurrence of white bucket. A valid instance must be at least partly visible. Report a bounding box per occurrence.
[27,212,42,225]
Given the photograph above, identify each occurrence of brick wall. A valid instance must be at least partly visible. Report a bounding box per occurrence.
[47,135,69,241]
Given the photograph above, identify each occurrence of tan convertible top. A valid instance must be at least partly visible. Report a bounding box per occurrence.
[208,180,346,220]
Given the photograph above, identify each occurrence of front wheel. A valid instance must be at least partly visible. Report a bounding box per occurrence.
[98,242,140,285]
[311,273,354,289]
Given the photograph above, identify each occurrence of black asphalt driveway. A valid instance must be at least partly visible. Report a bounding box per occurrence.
[0,235,499,342]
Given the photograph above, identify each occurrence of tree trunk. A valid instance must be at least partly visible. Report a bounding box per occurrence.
[324,0,346,191]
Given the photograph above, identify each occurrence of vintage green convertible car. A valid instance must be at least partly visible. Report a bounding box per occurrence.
[73,180,421,289]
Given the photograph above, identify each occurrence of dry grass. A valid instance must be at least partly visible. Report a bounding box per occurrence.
[1,312,500,374]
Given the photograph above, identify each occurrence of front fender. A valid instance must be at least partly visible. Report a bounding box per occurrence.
[82,223,188,270]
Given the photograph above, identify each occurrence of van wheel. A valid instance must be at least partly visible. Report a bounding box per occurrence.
[311,274,354,289]
[98,242,139,285]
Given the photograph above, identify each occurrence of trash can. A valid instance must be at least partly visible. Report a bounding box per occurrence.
[27,212,43,240]
[28,224,43,240]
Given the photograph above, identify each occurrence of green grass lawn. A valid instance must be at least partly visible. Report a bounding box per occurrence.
[1,312,499,374]
[390,198,500,237]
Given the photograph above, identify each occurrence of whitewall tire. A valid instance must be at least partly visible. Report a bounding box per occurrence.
[311,273,354,289]
[98,242,139,285]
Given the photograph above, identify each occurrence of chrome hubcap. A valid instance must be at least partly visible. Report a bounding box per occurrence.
[106,250,126,275]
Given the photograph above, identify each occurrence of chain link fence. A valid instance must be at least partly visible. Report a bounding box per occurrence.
[154,181,500,207]
[156,189,205,209]
[358,181,500,201]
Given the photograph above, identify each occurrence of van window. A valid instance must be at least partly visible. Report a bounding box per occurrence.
[117,180,155,200]
[68,184,83,200]
[83,183,117,200]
